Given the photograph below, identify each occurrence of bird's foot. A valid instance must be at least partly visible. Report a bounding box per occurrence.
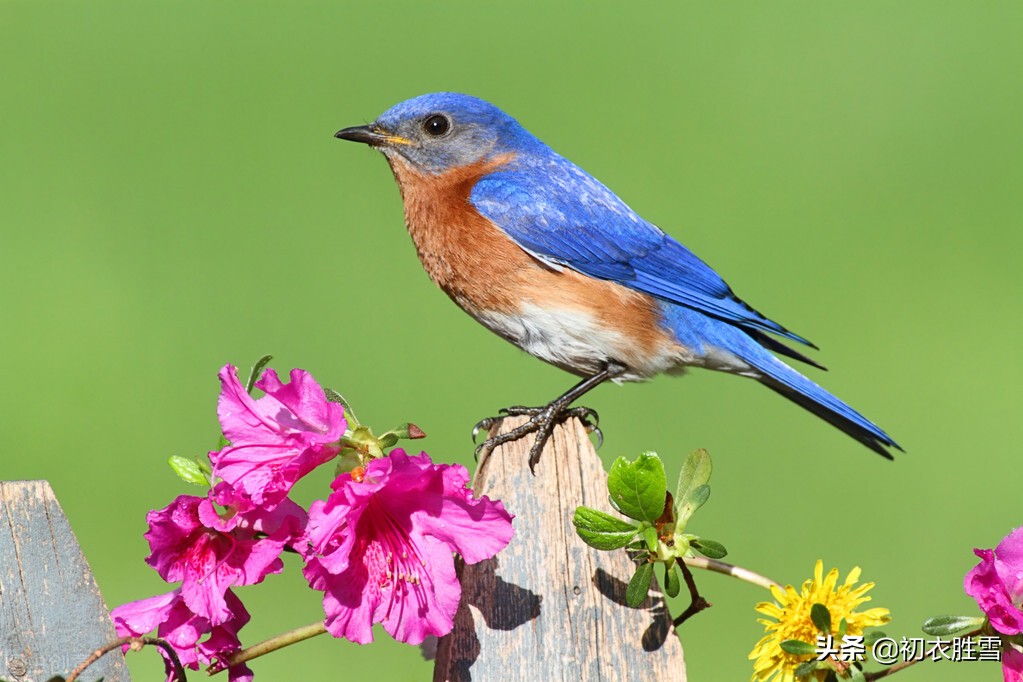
[472,404,601,473]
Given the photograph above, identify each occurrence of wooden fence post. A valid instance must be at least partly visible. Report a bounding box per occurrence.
[0,481,129,682]
[434,416,687,681]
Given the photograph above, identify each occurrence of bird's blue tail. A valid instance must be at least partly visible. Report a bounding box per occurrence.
[748,352,901,459]
[663,305,901,458]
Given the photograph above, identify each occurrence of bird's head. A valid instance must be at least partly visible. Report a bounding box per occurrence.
[335,93,539,173]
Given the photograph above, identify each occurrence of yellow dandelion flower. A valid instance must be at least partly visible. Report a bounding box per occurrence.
[749,560,891,682]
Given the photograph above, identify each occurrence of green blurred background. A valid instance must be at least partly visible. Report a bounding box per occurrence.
[3,1,1021,679]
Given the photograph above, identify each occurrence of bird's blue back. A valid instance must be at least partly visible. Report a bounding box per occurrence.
[470,152,813,347]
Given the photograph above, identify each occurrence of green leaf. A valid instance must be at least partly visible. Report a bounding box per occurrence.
[690,484,710,509]
[863,630,886,647]
[691,538,727,559]
[626,561,654,607]
[676,484,711,528]
[780,639,817,656]
[811,603,832,634]
[572,507,640,550]
[323,387,349,407]
[195,456,212,476]
[794,660,818,678]
[323,387,359,426]
[675,449,711,511]
[245,354,274,394]
[848,665,866,682]
[837,617,848,638]
[664,563,681,598]
[921,615,985,636]
[393,422,426,439]
[376,423,428,451]
[607,452,668,523]
[168,455,210,486]
[642,524,660,552]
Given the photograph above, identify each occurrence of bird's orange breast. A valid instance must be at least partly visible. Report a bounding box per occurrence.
[386,153,531,315]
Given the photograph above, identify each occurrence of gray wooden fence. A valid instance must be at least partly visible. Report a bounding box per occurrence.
[434,416,687,681]
[0,480,129,682]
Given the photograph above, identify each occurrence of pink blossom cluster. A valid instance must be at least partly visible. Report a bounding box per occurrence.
[965,527,1023,681]
[112,364,513,680]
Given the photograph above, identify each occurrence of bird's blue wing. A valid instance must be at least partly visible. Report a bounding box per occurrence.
[470,157,814,347]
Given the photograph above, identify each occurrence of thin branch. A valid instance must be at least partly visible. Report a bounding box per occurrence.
[863,628,983,681]
[67,636,185,682]
[683,556,783,591]
[214,621,327,673]
[672,560,712,627]
[863,657,919,681]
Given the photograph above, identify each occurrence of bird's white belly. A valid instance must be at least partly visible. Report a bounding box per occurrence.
[473,302,692,381]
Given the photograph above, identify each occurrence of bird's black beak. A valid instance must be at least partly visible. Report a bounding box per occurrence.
[335,125,382,145]
[334,124,411,147]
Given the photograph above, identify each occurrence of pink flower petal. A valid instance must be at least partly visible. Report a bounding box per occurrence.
[301,450,513,645]
[112,590,189,642]
[198,590,253,682]
[966,527,1023,635]
[256,368,344,437]
[382,450,514,564]
[144,492,302,625]
[307,532,461,645]
[216,365,289,446]
[111,588,251,680]
[112,589,205,673]
[995,528,1023,602]
[302,496,361,576]
[210,365,345,510]
[1004,645,1023,682]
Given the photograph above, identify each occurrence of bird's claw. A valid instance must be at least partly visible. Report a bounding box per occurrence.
[561,406,602,449]
[560,406,598,429]
[471,416,501,444]
[470,403,602,470]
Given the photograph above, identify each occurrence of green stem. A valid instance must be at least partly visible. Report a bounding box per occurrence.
[682,556,782,591]
[216,621,327,672]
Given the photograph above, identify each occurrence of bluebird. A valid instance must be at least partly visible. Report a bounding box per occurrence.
[335,93,900,469]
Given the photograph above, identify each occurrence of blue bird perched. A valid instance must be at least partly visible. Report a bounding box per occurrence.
[335,93,901,469]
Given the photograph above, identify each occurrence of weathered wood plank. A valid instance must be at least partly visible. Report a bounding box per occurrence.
[434,417,687,682]
[0,480,129,682]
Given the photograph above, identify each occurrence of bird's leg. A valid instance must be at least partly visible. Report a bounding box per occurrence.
[473,362,623,472]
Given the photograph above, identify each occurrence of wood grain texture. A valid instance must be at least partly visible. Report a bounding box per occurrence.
[434,417,686,682]
[0,480,129,682]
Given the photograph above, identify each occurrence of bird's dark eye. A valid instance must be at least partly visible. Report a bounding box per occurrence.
[422,114,451,137]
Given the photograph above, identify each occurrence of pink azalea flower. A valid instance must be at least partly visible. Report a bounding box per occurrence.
[965,527,1023,681]
[301,449,514,645]
[1003,647,1023,682]
[210,365,346,509]
[111,588,252,682]
[965,527,1023,635]
[145,491,306,625]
